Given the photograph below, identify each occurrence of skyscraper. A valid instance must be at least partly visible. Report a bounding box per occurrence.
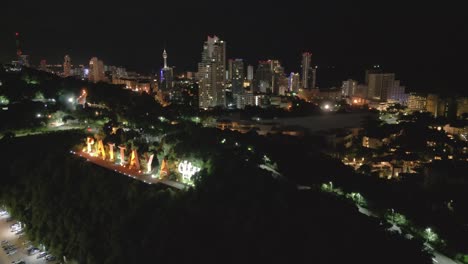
[63,55,71,77]
[160,49,174,91]
[366,70,396,101]
[255,61,273,93]
[89,57,105,83]
[197,36,226,109]
[386,80,407,104]
[289,73,301,93]
[13,32,29,67]
[301,52,315,89]
[341,79,358,97]
[247,65,254,81]
[228,59,245,96]
[272,61,287,95]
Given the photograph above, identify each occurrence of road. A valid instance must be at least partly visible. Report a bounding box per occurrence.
[0,213,60,264]
[73,151,187,190]
[354,205,462,264]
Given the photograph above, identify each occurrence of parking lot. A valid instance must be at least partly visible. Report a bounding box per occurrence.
[0,209,61,264]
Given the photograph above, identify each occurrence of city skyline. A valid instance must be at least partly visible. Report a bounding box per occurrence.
[0,2,467,93]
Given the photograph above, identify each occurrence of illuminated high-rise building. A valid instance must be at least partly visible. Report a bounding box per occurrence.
[301,52,315,89]
[366,70,397,101]
[13,32,29,67]
[341,79,358,97]
[228,59,245,96]
[272,61,287,95]
[89,57,105,83]
[63,55,71,77]
[386,80,407,104]
[289,73,301,93]
[160,49,173,91]
[407,93,427,111]
[255,60,273,93]
[247,65,254,81]
[254,60,285,95]
[197,36,226,109]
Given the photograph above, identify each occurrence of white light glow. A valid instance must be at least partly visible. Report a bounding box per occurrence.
[178,160,200,181]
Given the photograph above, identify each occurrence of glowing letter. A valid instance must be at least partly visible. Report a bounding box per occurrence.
[129,150,140,170]
[118,146,126,166]
[108,143,115,161]
[97,140,106,160]
[86,137,95,153]
[159,158,169,178]
[147,154,154,173]
[178,160,201,181]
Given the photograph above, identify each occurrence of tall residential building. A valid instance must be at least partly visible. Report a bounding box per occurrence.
[271,60,287,95]
[301,52,315,89]
[426,94,440,117]
[426,94,459,119]
[89,57,105,83]
[366,70,396,101]
[197,36,226,109]
[386,80,407,104]
[288,73,301,93]
[160,49,174,91]
[407,93,427,111]
[228,59,245,96]
[255,60,274,93]
[247,65,254,81]
[63,55,71,77]
[341,79,358,97]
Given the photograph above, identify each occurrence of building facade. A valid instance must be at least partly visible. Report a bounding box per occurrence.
[89,57,105,83]
[301,52,315,89]
[197,36,226,109]
[407,93,427,111]
[160,49,174,92]
[366,71,396,101]
[63,55,71,77]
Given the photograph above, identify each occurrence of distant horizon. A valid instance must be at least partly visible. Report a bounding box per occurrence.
[1,2,466,95]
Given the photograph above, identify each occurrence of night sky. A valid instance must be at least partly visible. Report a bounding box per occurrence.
[1,1,467,93]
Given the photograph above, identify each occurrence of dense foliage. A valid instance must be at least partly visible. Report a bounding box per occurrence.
[0,132,432,264]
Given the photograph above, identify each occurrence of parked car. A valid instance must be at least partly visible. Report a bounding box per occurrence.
[29,248,40,255]
[37,251,47,258]
[6,249,17,255]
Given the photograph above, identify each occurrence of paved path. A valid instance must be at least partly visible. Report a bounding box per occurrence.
[73,151,187,190]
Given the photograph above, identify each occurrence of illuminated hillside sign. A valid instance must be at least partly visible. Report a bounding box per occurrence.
[80,137,202,183]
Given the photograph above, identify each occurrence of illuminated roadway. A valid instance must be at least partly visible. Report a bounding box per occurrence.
[73,151,187,190]
[355,206,461,264]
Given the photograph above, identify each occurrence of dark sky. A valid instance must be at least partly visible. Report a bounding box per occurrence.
[1,1,467,93]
